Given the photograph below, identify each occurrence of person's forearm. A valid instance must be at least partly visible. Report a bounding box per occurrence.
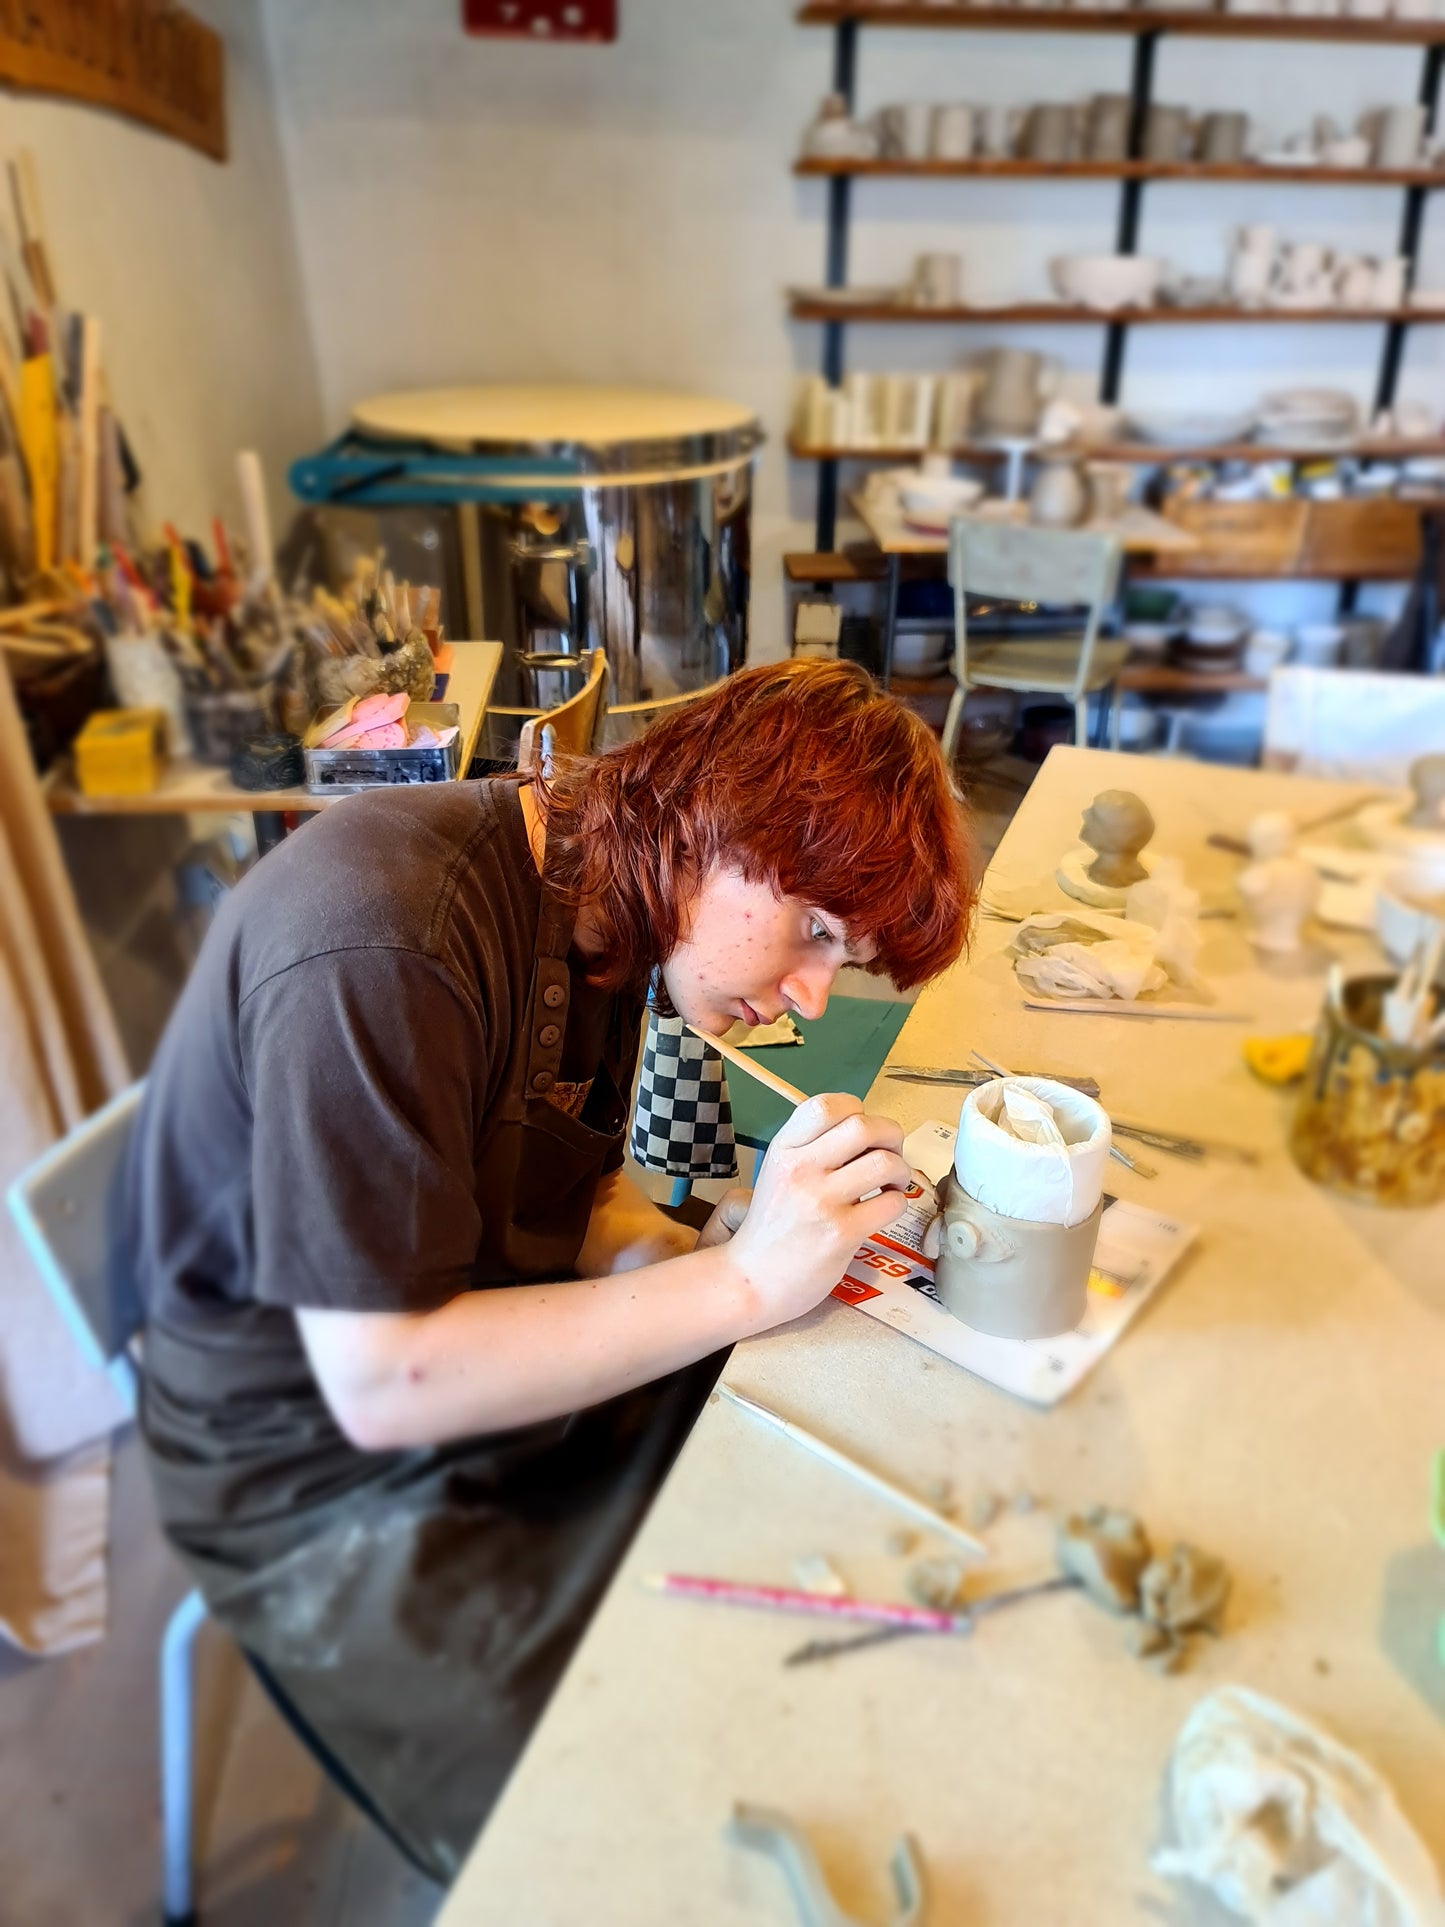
[576,1167,697,1276]
[297,1244,761,1452]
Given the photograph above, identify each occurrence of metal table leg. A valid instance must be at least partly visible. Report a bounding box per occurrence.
[881,553,901,691]
[255,811,288,857]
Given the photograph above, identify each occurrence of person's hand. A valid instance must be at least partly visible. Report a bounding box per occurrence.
[718,1093,911,1331]
[696,1188,752,1250]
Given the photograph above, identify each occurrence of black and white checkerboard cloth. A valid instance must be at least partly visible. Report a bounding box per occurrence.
[629,1011,738,1180]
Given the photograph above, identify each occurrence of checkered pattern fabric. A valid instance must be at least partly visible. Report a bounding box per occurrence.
[629,1011,738,1180]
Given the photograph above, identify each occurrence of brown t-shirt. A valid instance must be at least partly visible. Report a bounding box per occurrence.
[120,779,637,1540]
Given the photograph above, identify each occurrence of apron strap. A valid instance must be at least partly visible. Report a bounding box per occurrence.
[522,799,581,1100]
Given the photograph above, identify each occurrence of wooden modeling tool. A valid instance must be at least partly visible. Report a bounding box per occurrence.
[17,350,56,571]
[683,1022,808,1107]
[720,1384,988,1559]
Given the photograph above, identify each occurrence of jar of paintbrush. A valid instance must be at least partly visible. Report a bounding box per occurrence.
[1289,958,1445,1208]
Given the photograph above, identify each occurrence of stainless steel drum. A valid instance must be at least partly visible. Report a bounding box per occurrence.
[346,385,763,742]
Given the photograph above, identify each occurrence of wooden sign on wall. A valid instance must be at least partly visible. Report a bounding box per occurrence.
[0,1,226,163]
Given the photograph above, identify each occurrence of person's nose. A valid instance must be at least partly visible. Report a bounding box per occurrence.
[780,957,840,1023]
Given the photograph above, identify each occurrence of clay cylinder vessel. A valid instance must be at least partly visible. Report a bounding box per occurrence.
[934,1173,1102,1339]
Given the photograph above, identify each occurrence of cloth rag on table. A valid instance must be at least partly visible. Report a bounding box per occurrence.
[1011,859,1205,1003]
[1154,1685,1443,1926]
[629,1012,738,1180]
[956,1076,1110,1227]
[1011,912,1170,1001]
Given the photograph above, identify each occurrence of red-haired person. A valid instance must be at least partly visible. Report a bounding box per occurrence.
[118,660,975,1882]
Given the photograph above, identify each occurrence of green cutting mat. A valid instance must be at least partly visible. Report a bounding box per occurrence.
[728,996,913,1150]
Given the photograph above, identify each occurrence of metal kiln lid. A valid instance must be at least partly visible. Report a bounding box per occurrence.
[350,384,762,475]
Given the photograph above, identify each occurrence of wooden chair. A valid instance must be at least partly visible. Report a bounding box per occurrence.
[600,676,728,747]
[943,521,1125,764]
[515,648,609,774]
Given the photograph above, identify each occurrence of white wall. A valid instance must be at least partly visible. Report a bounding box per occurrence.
[1,0,322,543]
[263,0,1441,657]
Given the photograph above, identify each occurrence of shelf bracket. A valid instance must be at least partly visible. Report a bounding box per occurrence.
[1102,31,1158,404]
[816,17,860,549]
[1374,41,1443,415]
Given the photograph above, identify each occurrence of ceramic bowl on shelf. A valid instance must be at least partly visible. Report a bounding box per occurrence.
[899,472,985,530]
[1243,628,1292,675]
[1173,640,1247,674]
[1049,254,1163,311]
[1375,857,1445,963]
[1185,604,1247,648]
[1125,409,1258,447]
[892,630,953,675]
[1122,620,1177,655]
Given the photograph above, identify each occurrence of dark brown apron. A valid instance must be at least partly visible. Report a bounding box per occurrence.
[140,816,723,1883]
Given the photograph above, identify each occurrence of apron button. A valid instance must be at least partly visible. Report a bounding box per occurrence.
[532,1071,554,1094]
[538,1023,562,1048]
[543,984,566,1010]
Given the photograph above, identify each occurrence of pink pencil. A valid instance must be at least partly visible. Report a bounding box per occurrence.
[645,1572,968,1634]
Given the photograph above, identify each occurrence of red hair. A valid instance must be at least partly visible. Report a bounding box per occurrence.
[535,659,978,998]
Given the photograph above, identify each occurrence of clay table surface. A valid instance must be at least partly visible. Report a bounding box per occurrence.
[851,488,1200,557]
[43,641,503,818]
[440,746,1445,1927]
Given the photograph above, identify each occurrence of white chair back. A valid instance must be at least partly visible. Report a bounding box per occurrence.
[5,1083,146,1408]
[947,520,1123,705]
[1264,667,1445,783]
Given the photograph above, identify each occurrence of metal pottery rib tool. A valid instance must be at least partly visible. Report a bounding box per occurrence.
[784,1575,1082,1667]
[887,1065,1101,1098]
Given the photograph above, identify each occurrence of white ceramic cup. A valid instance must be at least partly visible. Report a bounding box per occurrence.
[1281,241,1329,289]
[911,251,963,307]
[931,103,976,160]
[1372,255,1410,308]
[1294,622,1345,666]
[893,101,933,159]
[1376,103,1427,166]
[978,103,1012,157]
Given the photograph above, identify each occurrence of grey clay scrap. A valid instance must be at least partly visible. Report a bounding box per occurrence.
[906,1558,966,1613]
[1055,1506,1154,1613]
[1139,1543,1232,1636]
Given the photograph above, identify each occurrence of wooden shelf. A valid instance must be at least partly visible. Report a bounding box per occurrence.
[798,3,1445,44]
[795,155,1445,186]
[790,295,1422,323]
[788,434,1445,463]
[1118,663,1268,693]
[1129,556,1417,579]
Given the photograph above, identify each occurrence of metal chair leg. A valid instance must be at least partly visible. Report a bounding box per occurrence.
[160,1588,208,1927]
[1073,696,1091,748]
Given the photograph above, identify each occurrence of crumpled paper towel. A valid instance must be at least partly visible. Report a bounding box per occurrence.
[1010,859,1205,1003]
[1154,1686,1444,1927]
[956,1076,1110,1227]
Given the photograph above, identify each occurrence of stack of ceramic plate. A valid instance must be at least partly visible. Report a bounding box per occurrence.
[1172,605,1247,673]
[1254,388,1359,450]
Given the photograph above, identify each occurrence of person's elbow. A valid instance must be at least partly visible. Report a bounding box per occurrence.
[294,1306,432,1453]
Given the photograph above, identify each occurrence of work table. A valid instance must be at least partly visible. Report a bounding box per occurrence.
[440,746,1444,1926]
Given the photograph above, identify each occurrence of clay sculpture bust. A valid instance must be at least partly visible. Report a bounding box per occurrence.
[1406,754,1445,831]
[1080,790,1156,888]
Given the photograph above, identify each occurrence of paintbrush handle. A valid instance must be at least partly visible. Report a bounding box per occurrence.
[646,1573,964,1633]
[683,1022,809,1107]
[720,1384,987,1559]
